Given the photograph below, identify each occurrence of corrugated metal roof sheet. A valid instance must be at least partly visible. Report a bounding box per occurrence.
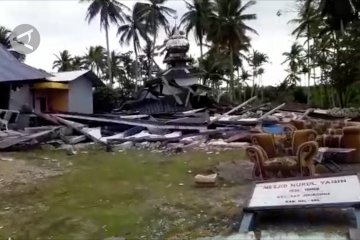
[47,70,90,82]
[0,44,51,82]
[47,70,105,86]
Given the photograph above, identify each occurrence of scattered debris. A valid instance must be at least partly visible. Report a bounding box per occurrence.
[194,173,217,187]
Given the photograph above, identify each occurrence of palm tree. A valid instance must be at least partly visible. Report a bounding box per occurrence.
[180,0,213,60]
[239,67,251,100]
[82,46,106,77]
[118,2,149,88]
[284,71,301,87]
[282,43,305,70]
[257,67,265,101]
[207,0,257,101]
[0,26,11,48]
[81,0,128,87]
[304,0,359,32]
[0,26,26,62]
[102,50,123,83]
[200,51,227,87]
[248,50,268,97]
[289,1,320,103]
[53,50,74,72]
[71,56,85,70]
[282,43,305,87]
[137,0,175,78]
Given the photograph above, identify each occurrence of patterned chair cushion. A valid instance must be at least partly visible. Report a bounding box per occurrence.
[263,158,283,171]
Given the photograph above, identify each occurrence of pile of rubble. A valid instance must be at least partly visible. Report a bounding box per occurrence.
[327,107,360,118]
[4,97,354,154]
[0,97,295,153]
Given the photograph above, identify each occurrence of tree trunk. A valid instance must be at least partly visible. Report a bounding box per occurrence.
[236,68,242,102]
[260,75,264,102]
[149,12,157,80]
[306,27,311,104]
[243,83,247,102]
[133,37,140,92]
[149,33,156,79]
[229,47,235,101]
[330,88,335,107]
[199,38,204,85]
[105,27,113,87]
[251,67,256,97]
[199,37,204,60]
[320,70,324,108]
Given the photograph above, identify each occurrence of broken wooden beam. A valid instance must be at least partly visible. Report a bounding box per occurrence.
[258,103,286,120]
[301,108,315,119]
[0,127,61,150]
[209,96,257,124]
[54,113,234,131]
[53,116,109,147]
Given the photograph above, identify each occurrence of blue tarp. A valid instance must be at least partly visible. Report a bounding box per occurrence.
[262,124,285,134]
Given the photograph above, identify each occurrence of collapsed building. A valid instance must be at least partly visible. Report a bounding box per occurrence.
[119,29,214,115]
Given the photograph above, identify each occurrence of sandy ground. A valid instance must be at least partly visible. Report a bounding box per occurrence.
[0,153,64,190]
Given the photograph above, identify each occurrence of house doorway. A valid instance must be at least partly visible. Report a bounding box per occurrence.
[0,84,10,109]
[38,97,47,112]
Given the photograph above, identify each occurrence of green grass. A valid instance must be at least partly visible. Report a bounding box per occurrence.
[0,149,246,240]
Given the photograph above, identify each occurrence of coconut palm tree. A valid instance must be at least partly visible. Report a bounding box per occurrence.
[81,0,128,87]
[136,0,175,78]
[304,0,359,32]
[180,0,213,60]
[102,50,123,83]
[82,46,106,77]
[0,26,26,62]
[289,1,321,103]
[0,26,11,48]
[207,0,257,101]
[53,50,74,72]
[282,43,305,87]
[282,43,305,70]
[200,51,227,87]
[239,67,251,100]
[71,56,85,70]
[118,2,149,88]
[248,50,268,97]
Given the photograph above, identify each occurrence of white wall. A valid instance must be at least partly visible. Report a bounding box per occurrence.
[9,84,32,111]
[68,76,93,114]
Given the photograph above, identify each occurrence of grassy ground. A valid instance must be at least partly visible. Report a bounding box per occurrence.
[0,149,248,240]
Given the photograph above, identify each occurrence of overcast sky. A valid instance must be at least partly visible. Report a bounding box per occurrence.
[0,0,299,86]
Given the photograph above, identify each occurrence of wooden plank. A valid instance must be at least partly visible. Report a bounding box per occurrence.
[209,96,257,124]
[107,129,227,144]
[0,127,60,150]
[53,116,109,147]
[182,108,206,115]
[318,147,356,153]
[54,113,228,131]
[258,103,286,120]
[301,108,314,119]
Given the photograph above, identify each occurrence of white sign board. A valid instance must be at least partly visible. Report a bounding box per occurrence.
[248,175,360,209]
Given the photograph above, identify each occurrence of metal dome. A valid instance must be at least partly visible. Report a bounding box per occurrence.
[165,29,189,51]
